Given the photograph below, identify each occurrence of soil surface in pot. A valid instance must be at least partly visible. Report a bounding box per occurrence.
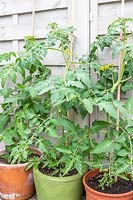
[38,163,78,177]
[0,158,8,164]
[0,153,40,164]
[87,172,133,194]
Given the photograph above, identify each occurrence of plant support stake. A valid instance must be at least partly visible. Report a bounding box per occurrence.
[32,0,35,36]
[116,0,125,131]
[65,0,76,146]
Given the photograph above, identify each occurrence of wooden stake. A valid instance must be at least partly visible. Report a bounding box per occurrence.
[67,0,76,120]
[116,0,125,131]
[65,0,76,146]
[121,0,125,17]
[68,0,76,67]
[67,0,75,119]
[32,0,35,36]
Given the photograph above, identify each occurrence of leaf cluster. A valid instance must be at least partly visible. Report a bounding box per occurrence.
[0,19,132,184]
[0,36,51,164]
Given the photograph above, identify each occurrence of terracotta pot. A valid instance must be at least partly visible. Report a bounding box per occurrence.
[0,149,35,200]
[83,169,133,200]
[33,167,83,200]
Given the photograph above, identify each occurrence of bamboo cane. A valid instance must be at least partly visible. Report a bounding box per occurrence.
[32,0,35,36]
[65,0,76,146]
[116,0,125,131]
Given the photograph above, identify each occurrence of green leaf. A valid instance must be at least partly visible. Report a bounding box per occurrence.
[127,119,133,127]
[113,100,129,119]
[82,98,94,113]
[66,81,84,88]
[91,120,110,134]
[25,110,35,119]
[29,87,38,98]
[74,158,84,175]
[122,82,133,92]
[116,164,129,174]
[1,77,6,88]
[56,147,72,154]
[112,43,123,58]
[125,96,133,114]
[0,88,11,98]
[4,97,17,104]
[10,71,16,83]
[20,59,29,69]
[3,134,14,145]
[37,80,53,95]
[79,144,89,151]
[51,88,67,105]
[114,143,121,151]
[0,114,9,132]
[77,71,91,88]
[117,149,128,157]
[116,135,126,143]
[22,151,28,160]
[127,126,133,135]
[50,118,75,131]
[98,101,118,119]
[65,88,76,101]
[47,126,58,138]
[24,129,31,135]
[92,138,113,154]
[11,154,19,164]
[36,126,44,134]
[18,66,25,77]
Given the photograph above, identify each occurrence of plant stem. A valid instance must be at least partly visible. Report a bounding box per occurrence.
[111,28,127,94]
[47,47,62,53]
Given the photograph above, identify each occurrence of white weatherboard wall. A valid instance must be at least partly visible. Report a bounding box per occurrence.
[0,0,69,75]
[0,0,89,75]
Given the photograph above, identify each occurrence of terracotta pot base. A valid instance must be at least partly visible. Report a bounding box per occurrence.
[83,169,133,200]
[0,150,35,200]
[0,192,33,200]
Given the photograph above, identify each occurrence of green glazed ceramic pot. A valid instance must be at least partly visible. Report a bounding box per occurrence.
[33,167,83,200]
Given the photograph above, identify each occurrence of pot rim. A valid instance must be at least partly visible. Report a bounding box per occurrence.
[33,166,83,182]
[0,149,28,168]
[0,147,41,168]
[83,169,133,197]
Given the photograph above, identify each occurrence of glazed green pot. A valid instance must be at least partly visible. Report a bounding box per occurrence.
[33,167,83,200]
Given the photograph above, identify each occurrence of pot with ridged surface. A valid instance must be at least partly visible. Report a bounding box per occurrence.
[83,169,133,200]
[33,167,83,200]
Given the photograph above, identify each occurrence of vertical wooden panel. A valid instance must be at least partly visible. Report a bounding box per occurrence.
[68,0,89,56]
[74,0,90,57]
